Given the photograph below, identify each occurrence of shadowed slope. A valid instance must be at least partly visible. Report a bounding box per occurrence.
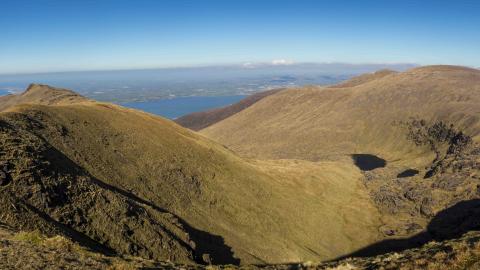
[337,199,480,258]
[175,89,283,131]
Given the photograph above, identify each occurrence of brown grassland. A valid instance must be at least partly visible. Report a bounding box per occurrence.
[1,66,480,269]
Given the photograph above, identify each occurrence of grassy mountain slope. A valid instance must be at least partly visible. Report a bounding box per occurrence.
[202,65,480,162]
[201,65,480,246]
[0,108,200,264]
[327,69,397,88]
[0,84,88,111]
[3,66,479,267]
[175,89,282,131]
[0,85,382,264]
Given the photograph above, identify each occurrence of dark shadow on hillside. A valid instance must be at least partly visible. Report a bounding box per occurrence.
[351,154,387,171]
[335,199,480,260]
[41,141,240,265]
[397,169,419,178]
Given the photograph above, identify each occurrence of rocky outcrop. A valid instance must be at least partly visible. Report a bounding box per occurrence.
[362,119,480,240]
[405,119,476,178]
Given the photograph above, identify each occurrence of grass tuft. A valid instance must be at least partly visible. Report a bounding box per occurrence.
[13,230,45,245]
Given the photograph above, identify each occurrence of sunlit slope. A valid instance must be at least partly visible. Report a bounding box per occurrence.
[328,69,397,88]
[0,85,382,264]
[202,66,480,162]
[0,84,88,111]
[175,89,282,131]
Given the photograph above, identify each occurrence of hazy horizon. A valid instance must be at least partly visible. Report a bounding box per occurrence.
[0,61,420,76]
[0,62,415,103]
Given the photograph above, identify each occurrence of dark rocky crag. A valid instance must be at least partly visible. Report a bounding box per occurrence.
[361,119,480,248]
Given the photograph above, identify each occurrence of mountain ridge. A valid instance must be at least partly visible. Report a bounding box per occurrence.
[202,65,480,160]
[0,83,88,112]
[1,65,479,268]
[175,89,283,130]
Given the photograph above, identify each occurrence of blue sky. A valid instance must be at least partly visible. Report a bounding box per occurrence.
[1,0,479,74]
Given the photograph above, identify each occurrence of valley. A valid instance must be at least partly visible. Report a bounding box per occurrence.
[0,66,479,269]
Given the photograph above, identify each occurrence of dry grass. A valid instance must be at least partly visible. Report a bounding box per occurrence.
[0,228,168,269]
[175,89,282,130]
[198,65,480,264]
[0,83,89,112]
[13,230,45,245]
[28,95,393,263]
[202,65,480,162]
[0,91,383,264]
[3,227,480,269]
[328,69,397,88]
[1,66,479,266]
[106,262,138,270]
[12,231,90,255]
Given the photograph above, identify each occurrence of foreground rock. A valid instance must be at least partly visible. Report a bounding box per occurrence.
[0,225,198,270]
[1,224,479,270]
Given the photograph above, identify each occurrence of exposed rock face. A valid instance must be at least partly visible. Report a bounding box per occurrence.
[405,119,475,178]
[362,119,480,240]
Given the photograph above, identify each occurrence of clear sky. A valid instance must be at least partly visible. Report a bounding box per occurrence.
[1,0,479,74]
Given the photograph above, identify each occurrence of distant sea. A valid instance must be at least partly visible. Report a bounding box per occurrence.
[0,89,11,96]
[0,63,416,118]
[120,95,247,119]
